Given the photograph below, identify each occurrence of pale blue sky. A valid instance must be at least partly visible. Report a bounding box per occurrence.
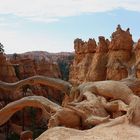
[0,0,140,53]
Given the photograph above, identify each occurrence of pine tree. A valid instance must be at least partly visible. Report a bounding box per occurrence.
[0,43,4,53]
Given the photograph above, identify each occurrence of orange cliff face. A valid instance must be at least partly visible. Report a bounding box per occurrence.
[86,36,109,81]
[8,52,61,79]
[69,36,109,85]
[69,25,135,85]
[106,25,133,80]
[6,52,62,102]
[0,52,74,136]
[8,51,74,81]
[5,51,73,102]
[0,53,19,105]
[134,39,140,78]
[69,38,97,85]
[0,53,18,82]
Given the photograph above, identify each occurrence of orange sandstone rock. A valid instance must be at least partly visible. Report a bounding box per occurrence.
[70,25,134,84]
[106,25,133,80]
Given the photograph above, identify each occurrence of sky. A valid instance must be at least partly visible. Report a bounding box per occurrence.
[0,0,140,54]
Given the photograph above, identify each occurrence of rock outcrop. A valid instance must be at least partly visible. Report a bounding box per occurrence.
[134,39,140,78]
[0,53,19,103]
[86,36,109,81]
[69,38,97,85]
[36,124,140,140]
[8,52,61,79]
[0,51,73,139]
[8,51,74,81]
[106,25,133,80]
[69,37,109,85]
[70,25,134,85]
[1,73,140,139]
[6,51,74,103]
[1,25,140,140]
[0,53,18,82]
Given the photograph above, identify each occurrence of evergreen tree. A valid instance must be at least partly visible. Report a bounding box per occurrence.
[0,43,4,53]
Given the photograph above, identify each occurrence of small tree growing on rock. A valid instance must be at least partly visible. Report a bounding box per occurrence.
[0,43,4,53]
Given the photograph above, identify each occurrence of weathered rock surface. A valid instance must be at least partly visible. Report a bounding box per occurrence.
[0,53,19,102]
[1,68,140,139]
[8,51,61,79]
[134,39,140,78]
[36,124,140,140]
[0,96,61,126]
[70,37,109,84]
[0,53,18,82]
[4,51,74,102]
[70,25,134,84]
[0,52,73,138]
[106,25,133,80]
[69,38,97,85]
[1,25,140,140]
[86,36,108,81]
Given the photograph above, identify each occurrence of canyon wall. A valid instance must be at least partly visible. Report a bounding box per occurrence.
[0,51,73,138]
[8,51,61,79]
[69,25,136,85]
[9,52,73,103]
[134,39,140,78]
[0,53,18,83]
[0,51,73,103]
